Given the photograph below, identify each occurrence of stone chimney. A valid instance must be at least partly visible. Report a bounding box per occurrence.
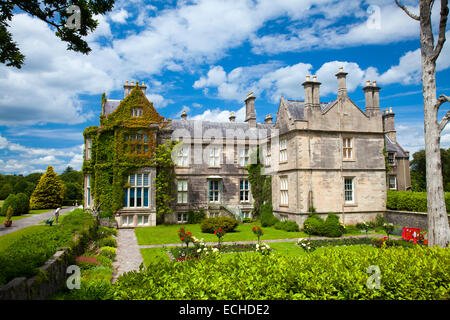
[245,92,257,127]
[229,111,236,122]
[383,107,396,141]
[181,109,187,120]
[264,114,273,124]
[124,80,147,98]
[302,75,321,107]
[363,80,381,116]
[335,66,348,97]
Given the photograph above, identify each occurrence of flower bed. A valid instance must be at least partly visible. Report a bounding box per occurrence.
[168,243,266,261]
[296,237,417,249]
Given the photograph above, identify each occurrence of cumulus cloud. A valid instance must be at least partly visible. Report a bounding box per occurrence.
[110,9,130,23]
[191,106,246,122]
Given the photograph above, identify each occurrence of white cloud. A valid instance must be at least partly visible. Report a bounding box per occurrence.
[191,106,246,122]
[146,93,173,108]
[110,9,129,23]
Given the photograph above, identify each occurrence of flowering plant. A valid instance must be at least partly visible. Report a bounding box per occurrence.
[255,242,271,255]
[178,227,194,249]
[375,237,389,248]
[214,227,226,246]
[252,226,264,244]
[382,223,394,239]
[296,239,316,252]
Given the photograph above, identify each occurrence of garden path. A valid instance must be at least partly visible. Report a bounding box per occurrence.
[0,206,78,236]
[139,233,401,248]
[112,229,144,283]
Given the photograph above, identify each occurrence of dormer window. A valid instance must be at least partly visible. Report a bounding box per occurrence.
[132,108,143,117]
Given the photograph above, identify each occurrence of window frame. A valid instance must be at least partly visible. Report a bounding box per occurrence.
[343,137,354,161]
[279,176,289,206]
[124,173,151,208]
[344,177,355,204]
[176,146,190,167]
[388,175,397,190]
[209,146,221,167]
[240,179,250,203]
[279,138,288,163]
[177,180,188,204]
[208,179,221,203]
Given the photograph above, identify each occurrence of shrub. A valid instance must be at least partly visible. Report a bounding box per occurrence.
[343,225,360,234]
[16,193,30,215]
[274,221,299,232]
[99,209,114,219]
[5,206,13,221]
[386,190,450,212]
[96,254,113,269]
[242,217,252,223]
[303,215,324,235]
[260,203,279,227]
[320,214,344,237]
[100,246,117,260]
[187,210,206,224]
[69,278,113,300]
[112,246,450,300]
[97,226,118,238]
[30,165,65,209]
[76,255,101,270]
[200,216,238,233]
[375,213,386,227]
[97,235,117,248]
[1,194,19,216]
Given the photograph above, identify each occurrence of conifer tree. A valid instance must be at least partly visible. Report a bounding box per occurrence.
[30,166,65,209]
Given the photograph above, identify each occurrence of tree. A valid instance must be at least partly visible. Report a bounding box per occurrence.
[0,183,13,200]
[30,165,65,209]
[0,0,115,69]
[410,148,450,191]
[395,0,450,247]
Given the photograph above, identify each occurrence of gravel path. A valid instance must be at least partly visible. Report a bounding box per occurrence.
[112,229,144,283]
[0,206,78,236]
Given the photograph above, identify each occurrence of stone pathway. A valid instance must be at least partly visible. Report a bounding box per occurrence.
[0,206,78,236]
[112,229,144,283]
[139,233,401,248]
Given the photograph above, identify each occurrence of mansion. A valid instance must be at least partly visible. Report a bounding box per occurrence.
[83,67,410,228]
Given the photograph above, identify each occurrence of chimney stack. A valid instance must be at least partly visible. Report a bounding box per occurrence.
[229,111,236,122]
[302,75,321,107]
[264,114,273,124]
[245,92,257,127]
[124,80,148,98]
[382,108,396,141]
[335,66,348,97]
[181,109,187,120]
[363,80,381,116]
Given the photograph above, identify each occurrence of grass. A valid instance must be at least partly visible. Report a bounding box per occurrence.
[135,221,310,245]
[0,225,48,252]
[140,242,379,267]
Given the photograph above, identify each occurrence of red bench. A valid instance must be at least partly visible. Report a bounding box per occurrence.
[402,227,425,244]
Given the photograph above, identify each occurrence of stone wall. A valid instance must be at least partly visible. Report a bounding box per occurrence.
[384,210,450,230]
[0,227,95,300]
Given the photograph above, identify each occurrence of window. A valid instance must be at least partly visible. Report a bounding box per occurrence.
[209,146,221,167]
[208,180,221,203]
[239,148,249,166]
[209,212,219,218]
[177,213,188,223]
[125,133,150,155]
[280,214,288,222]
[280,138,287,162]
[240,179,250,202]
[124,173,151,208]
[86,174,91,207]
[177,180,188,204]
[177,146,189,167]
[138,215,149,226]
[132,108,143,117]
[122,215,134,226]
[280,176,288,206]
[344,178,354,204]
[388,152,395,165]
[389,176,397,190]
[242,211,250,219]
[85,138,92,161]
[343,138,353,160]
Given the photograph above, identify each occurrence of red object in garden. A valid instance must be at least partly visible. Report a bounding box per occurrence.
[402,227,424,244]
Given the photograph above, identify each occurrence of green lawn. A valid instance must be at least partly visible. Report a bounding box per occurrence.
[0,225,48,252]
[140,242,378,267]
[135,222,311,245]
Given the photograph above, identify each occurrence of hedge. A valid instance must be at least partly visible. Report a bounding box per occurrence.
[260,203,279,227]
[0,209,96,286]
[200,216,238,233]
[112,246,449,300]
[387,190,450,212]
[303,213,344,237]
[274,221,299,232]
[1,193,29,216]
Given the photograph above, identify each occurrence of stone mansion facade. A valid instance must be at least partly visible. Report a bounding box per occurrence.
[83,67,411,228]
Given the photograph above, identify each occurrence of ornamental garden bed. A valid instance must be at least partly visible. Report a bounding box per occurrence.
[167,243,270,261]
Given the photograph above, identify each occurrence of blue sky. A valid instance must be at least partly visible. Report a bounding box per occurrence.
[1,0,450,174]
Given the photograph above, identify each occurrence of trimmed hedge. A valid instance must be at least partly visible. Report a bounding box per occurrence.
[200,217,238,233]
[303,213,344,237]
[112,246,450,299]
[387,190,450,212]
[260,203,279,227]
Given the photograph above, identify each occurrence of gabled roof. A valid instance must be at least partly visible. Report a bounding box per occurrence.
[385,135,409,158]
[284,100,333,120]
[103,99,121,116]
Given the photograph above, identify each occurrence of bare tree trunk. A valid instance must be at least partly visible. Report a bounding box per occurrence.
[396,0,449,247]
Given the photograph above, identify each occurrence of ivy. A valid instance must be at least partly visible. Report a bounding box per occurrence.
[247,146,272,218]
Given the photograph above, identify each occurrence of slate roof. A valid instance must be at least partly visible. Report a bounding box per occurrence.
[103,99,121,116]
[385,135,409,158]
[285,100,334,120]
[171,119,273,139]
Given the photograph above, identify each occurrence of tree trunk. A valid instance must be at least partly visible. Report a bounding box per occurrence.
[420,1,449,247]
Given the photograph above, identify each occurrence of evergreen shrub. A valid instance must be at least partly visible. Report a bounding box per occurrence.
[200,216,238,233]
[274,220,299,232]
[260,203,279,227]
